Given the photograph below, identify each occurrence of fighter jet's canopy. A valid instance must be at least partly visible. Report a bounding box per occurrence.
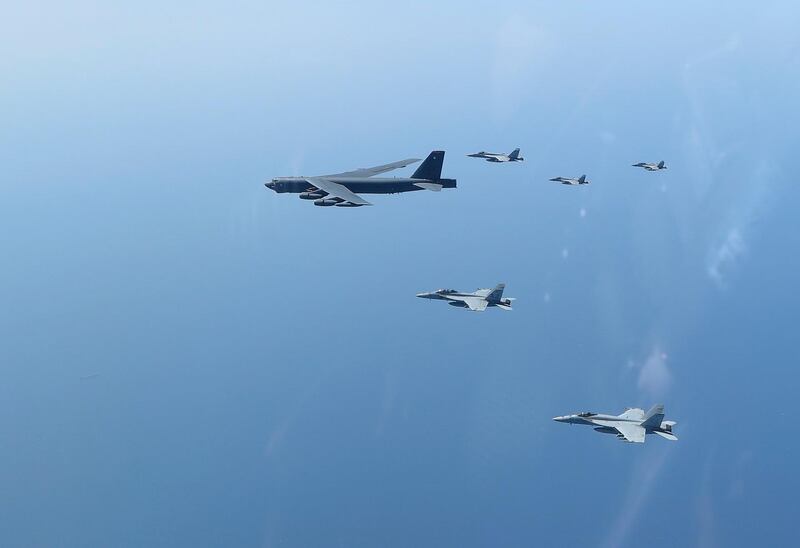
[577,412,596,418]
[437,289,458,294]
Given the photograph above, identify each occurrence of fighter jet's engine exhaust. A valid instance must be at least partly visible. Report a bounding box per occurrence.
[495,298,514,311]
[654,421,678,441]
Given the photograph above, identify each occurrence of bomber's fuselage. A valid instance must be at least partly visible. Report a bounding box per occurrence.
[266,177,457,195]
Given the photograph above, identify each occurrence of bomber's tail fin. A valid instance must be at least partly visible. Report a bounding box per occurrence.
[578,174,587,184]
[411,151,445,180]
[509,148,521,160]
[641,404,665,429]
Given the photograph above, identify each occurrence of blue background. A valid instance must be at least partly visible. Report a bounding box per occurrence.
[1,1,798,546]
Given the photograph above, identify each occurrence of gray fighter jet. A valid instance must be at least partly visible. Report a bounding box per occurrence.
[550,174,589,186]
[467,148,524,163]
[265,151,455,207]
[553,404,678,443]
[632,160,667,172]
[416,283,515,312]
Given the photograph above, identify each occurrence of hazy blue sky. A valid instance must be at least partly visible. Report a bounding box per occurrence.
[2,2,799,546]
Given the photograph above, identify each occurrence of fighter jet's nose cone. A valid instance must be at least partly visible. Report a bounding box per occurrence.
[553,416,567,422]
[415,293,428,298]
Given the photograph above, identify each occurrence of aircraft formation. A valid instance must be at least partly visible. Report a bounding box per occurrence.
[266,147,665,207]
[265,148,676,443]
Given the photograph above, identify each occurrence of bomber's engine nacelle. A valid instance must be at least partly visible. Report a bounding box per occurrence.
[313,199,339,207]
[334,202,363,207]
[300,192,326,200]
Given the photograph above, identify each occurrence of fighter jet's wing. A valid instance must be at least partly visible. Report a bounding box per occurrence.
[305,177,372,206]
[619,408,646,421]
[448,296,489,311]
[323,158,421,178]
[613,423,646,443]
[592,420,646,443]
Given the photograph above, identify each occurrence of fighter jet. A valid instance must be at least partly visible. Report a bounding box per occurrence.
[416,283,515,312]
[265,151,456,207]
[632,160,667,171]
[550,174,589,186]
[467,148,524,163]
[553,404,678,443]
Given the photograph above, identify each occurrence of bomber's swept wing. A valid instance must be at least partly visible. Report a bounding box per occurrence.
[305,177,372,206]
[324,158,420,178]
[612,423,646,443]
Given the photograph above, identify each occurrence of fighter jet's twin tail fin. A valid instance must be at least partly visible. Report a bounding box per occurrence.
[486,283,506,303]
[578,174,587,184]
[657,160,666,169]
[645,403,678,441]
[509,148,521,160]
[641,404,665,429]
[411,151,445,181]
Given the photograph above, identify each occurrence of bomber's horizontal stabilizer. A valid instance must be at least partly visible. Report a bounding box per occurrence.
[413,182,443,191]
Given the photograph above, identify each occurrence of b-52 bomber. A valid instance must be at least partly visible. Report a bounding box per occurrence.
[632,160,667,171]
[467,148,524,163]
[265,151,455,207]
[416,284,515,312]
[550,174,589,186]
[553,404,677,443]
